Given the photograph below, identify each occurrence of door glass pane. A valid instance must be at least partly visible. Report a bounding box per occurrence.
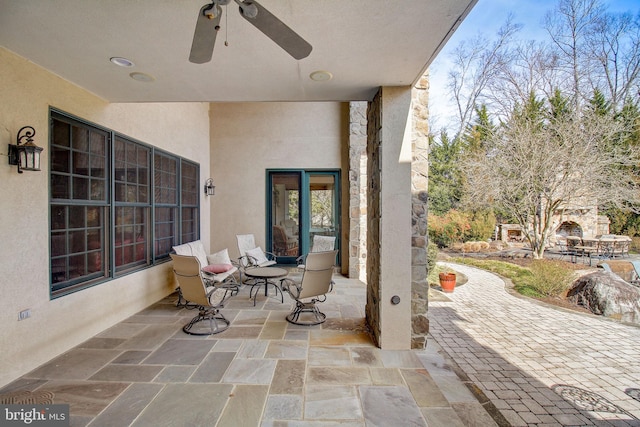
[309,174,336,250]
[271,173,300,257]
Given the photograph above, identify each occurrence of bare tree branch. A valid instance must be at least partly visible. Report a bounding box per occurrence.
[463,106,640,258]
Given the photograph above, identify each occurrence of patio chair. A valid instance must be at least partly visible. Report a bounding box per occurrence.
[280,250,338,325]
[169,254,231,335]
[236,234,277,283]
[281,218,298,238]
[587,238,615,266]
[171,241,239,306]
[297,235,336,270]
[612,237,631,258]
[273,225,298,256]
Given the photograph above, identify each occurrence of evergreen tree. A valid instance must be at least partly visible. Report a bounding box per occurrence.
[428,131,463,215]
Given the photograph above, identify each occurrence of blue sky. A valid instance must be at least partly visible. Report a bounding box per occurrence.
[429,0,640,132]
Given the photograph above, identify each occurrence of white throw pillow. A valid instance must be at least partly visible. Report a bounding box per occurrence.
[207,248,232,265]
[172,240,209,268]
[246,247,269,265]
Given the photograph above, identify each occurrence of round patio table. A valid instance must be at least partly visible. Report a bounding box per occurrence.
[244,267,288,306]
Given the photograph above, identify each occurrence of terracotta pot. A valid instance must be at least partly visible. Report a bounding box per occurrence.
[438,272,456,293]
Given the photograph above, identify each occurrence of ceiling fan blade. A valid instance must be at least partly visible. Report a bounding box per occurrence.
[236,0,312,60]
[189,3,223,64]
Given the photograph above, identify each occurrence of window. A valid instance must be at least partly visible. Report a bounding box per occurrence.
[153,152,178,258]
[114,137,150,273]
[181,161,200,243]
[50,119,109,291]
[49,110,200,297]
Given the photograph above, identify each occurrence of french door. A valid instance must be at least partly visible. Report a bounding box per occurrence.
[267,170,340,264]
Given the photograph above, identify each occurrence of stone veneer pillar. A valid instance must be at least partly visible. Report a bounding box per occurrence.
[365,87,412,349]
[348,102,368,282]
[410,73,430,349]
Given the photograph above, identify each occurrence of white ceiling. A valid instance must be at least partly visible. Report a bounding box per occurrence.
[0,0,477,103]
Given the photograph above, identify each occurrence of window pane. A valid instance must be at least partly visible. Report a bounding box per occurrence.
[181,207,198,243]
[87,206,101,227]
[91,178,106,201]
[51,174,70,199]
[115,182,125,201]
[154,206,176,258]
[138,167,148,185]
[181,161,198,206]
[91,155,105,178]
[52,120,70,148]
[70,230,86,253]
[51,232,66,257]
[51,205,66,230]
[51,146,70,173]
[72,126,89,151]
[138,186,148,204]
[115,139,126,161]
[115,205,148,271]
[68,254,86,278]
[73,152,89,176]
[90,132,106,156]
[87,251,102,273]
[154,152,177,204]
[69,206,85,228]
[73,177,89,199]
[51,257,67,284]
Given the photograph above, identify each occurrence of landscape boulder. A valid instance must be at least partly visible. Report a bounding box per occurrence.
[567,271,640,325]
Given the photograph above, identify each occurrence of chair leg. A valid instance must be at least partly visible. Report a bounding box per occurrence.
[175,287,186,307]
[183,307,230,335]
[286,300,326,326]
[175,287,199,309]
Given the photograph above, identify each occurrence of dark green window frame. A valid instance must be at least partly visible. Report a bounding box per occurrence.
[49,109,200,298]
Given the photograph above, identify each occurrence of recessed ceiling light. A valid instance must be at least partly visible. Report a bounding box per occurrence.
[310,70,333,82]
[129,72,155,83]
[110,57,134,67]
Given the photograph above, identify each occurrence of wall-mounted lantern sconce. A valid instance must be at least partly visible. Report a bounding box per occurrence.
[204,178,216,196]
[8,126,43,173]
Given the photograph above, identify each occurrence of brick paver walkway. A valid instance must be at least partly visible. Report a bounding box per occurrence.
[429,263,640,426]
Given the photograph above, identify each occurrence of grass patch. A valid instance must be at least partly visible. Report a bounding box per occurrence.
[449,257,569,298]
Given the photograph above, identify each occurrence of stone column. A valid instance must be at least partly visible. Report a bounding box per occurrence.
[365,87,412,349]
[410,73,430,349]
[348,102,368,282]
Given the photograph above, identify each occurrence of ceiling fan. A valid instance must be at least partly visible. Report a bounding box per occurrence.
[189,0,313,64]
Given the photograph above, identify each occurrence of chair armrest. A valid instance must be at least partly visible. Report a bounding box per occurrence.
[238,255,257,267]
[280,278,302,299]
[206,287,229,307]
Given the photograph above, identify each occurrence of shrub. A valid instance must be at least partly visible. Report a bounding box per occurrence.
[467,210,496,242]
[428,209,496,248]
[428,209,471,247]
[427,240,438,273]
[527,260,574,297]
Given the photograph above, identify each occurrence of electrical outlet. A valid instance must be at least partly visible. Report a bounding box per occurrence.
[18,309,31,321]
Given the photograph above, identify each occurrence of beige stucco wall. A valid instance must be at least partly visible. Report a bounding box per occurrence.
[0,48,211,387]
[209,102,348,259]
